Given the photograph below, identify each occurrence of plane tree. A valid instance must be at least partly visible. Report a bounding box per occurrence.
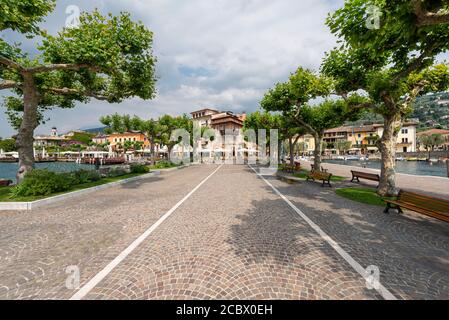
[261,68,363,171]
[100,114,162,163]
[322,0,449,195]
[0,0,55,34]
[1,6,157,182]
[140,118,163,164]
[419,133,445,159]
[159,114,192,162]
[243,111,279,161]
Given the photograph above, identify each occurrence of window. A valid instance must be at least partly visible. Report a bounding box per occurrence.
[402,129,408,134]
[358,134,361,138]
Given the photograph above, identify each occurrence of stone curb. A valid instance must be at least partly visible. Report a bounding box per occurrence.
[0,162,199,211]
[0,171,161,211]
[155,163,198,172]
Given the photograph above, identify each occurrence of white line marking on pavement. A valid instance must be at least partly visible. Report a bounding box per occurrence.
[249,166,398,301]
[70,164,224,300]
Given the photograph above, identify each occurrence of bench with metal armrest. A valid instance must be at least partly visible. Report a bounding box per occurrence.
[306,171,333,187]
[351,170,380,187]
[384,190,449,223]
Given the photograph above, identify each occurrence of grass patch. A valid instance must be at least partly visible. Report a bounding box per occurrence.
[148,161,180,170]
[293,170,346,182]
[335,187,392,207]
[0,172,146,202]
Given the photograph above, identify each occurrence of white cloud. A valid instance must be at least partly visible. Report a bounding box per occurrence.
[1,0,343,137]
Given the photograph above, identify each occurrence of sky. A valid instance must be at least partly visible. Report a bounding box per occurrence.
[1,0,349,137]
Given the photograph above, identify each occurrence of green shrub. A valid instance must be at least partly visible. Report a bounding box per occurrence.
[130,164,150,174]
[107,166,130,177]
[152,160,177,169]
[71,170,101,184]
[12,170,73,197]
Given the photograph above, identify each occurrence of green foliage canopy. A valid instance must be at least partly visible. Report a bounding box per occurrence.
[1,10,157,130]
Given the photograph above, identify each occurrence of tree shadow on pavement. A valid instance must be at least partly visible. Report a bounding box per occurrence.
[249,175,449,299]
[226,194,382,299]
[119,175,163,189]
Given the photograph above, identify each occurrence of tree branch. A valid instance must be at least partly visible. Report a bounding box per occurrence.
[392,44,437,83]
[0,55,25,72]
[349,101,375,111]
[0,80,19,90]
[294,117,317,136]
[293,135,301,146]
[49,87,109,101]
[415,0,449,26]
[401,80,428,112]
[27,64,102,74]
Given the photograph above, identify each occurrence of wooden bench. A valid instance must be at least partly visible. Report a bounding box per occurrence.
[351,170,380,187]
[306,171,333,187]
[0,179,12,187]
[384,190,449,223]
[281,162,301,173]
[310,164,328,173]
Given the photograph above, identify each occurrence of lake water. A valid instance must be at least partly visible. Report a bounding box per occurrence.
[323,159,448,177]
[0,162,94,183]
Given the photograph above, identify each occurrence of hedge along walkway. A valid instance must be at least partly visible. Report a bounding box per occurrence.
[0,173,149,203]
[0,172,159,211]
[0,163,197,210]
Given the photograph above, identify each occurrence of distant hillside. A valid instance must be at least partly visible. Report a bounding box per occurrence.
[82,126,107,134]
[411,92,449,131]
[345,92,449,130]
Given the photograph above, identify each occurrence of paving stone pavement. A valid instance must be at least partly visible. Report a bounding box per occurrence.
[0,165,219,299]
[272,171,449,299]
[0,164,448,300]
[84,165,381,300]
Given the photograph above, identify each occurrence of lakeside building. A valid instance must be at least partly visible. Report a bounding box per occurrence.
[375,122,418,153]
[295,134,316,155]
[189,108,251,161]
[320,122,418,155]
[107,131,150,150]
[92,134,109,145]
[417,129,449,151]
[61,130,90,140]
[33,127,67,147]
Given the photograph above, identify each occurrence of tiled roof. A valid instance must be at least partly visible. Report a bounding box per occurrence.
[417,129,449,136]
[190,108,219,115]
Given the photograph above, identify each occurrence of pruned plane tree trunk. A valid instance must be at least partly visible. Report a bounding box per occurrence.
[1,10,157,183]
[377,112,401,197]
[313,133,323,172]
[16,72,40,182]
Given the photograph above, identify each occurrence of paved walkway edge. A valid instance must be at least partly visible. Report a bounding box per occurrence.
[0,172,162,211]
[0,163,201,211]
[249,165,398,300]
[70,164,223,300]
